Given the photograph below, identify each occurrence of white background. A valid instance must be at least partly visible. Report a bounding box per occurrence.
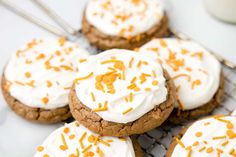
[0,0,235,156]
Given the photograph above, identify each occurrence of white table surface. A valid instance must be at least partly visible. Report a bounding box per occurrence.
[0,0,236,156]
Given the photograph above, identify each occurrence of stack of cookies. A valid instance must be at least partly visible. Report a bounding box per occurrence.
[1,0,227,157]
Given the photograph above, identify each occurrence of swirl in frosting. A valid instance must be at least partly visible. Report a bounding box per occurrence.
[4,38,90,109]
[74,49,167,123]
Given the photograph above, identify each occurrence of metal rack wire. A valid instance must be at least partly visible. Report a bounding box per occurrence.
[2,2,236,156]
[137,65,236,157]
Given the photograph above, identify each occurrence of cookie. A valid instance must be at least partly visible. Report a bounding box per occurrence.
[139,38,224,124]
[82,0,169,50]
[166,115,236,157]
[34,121,143,157]
[1,38,90,123]
[69,49,175,137]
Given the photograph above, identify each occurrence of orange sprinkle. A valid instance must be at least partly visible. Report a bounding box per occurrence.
[94,101,108,112]
[60,58,65,62]
[191,79,201,89]
[129,93,133,102]
[181,48,188,54]
[186,67,192,72]
[84,151,94,157]
[199,146,206,152]
[36,53,45,60]
[147,47,159,52]
[43,154,49,157]
[88,135,95,143]
[175,138,185,148]
[101,59,119,64]
[69,134,75,140]
[60,65,73,71]
[131,77,137,83]
[222,140,229,146]
[79,58,87,63]
[227,122,234,129]
[46,80,52,88]
[226,130,236,139]
[58,37,66,46]
[191,52,203,60]
[195,132,202,137]
[160,39,167,47]
[129,57,134,68]
[152,70,157,78]
[145,88,151,91]
[206,147,214,153]
[37,146,44,152]
[187,149,192,157]
[74,72,93,83]
[217,148,223,156]
[69,148,79,157]
[90,92,96,102]
[204,122,211,126]
[25,72,31,78]
[25,59,32,64]
[82,145,92,153]
[192,141,199,146]
[133,48,139,52]
[41,97,49,104]
[172,74,191,82]
[64,86,72,90]
[136,60,142,68]
[15,81,24,86]
[124,96,129,102]
[98,139,110,147]
[79,132,87,149]
[212,135,226,140]
[55,50,61,56]
[152,80,158,86]
[59,134,68,151]
[26,80,35,87]
[122,107,133,115]
[63,127,69,134]
[96,147,104,157]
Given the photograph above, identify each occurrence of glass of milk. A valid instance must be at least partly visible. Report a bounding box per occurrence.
[204,0,236,23]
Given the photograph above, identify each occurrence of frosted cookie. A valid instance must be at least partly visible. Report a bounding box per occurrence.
[139,38,224,124]
[82,0,169,50]
[69,49,175,137]
[1,38,90,123]
[166,115,236,157]
[34,121,143,157]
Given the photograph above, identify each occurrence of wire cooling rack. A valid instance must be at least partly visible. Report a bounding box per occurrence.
[137,64,236,157]
[2,2,236,157]
[73,31,236,157]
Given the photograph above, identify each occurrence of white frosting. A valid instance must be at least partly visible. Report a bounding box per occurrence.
[4,38,90,109]
[34,121,135,157]
[75,49,167,123]
[171,116,236,157]
[85,0,164,37]
[139,38,221,110]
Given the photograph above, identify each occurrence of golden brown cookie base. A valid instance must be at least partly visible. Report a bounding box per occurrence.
[81,14,169,50]
[69,70,175,137]
[1,76,71,123]
[165,127,188,157]
[168,74,224,124]
[132,138,144,157]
